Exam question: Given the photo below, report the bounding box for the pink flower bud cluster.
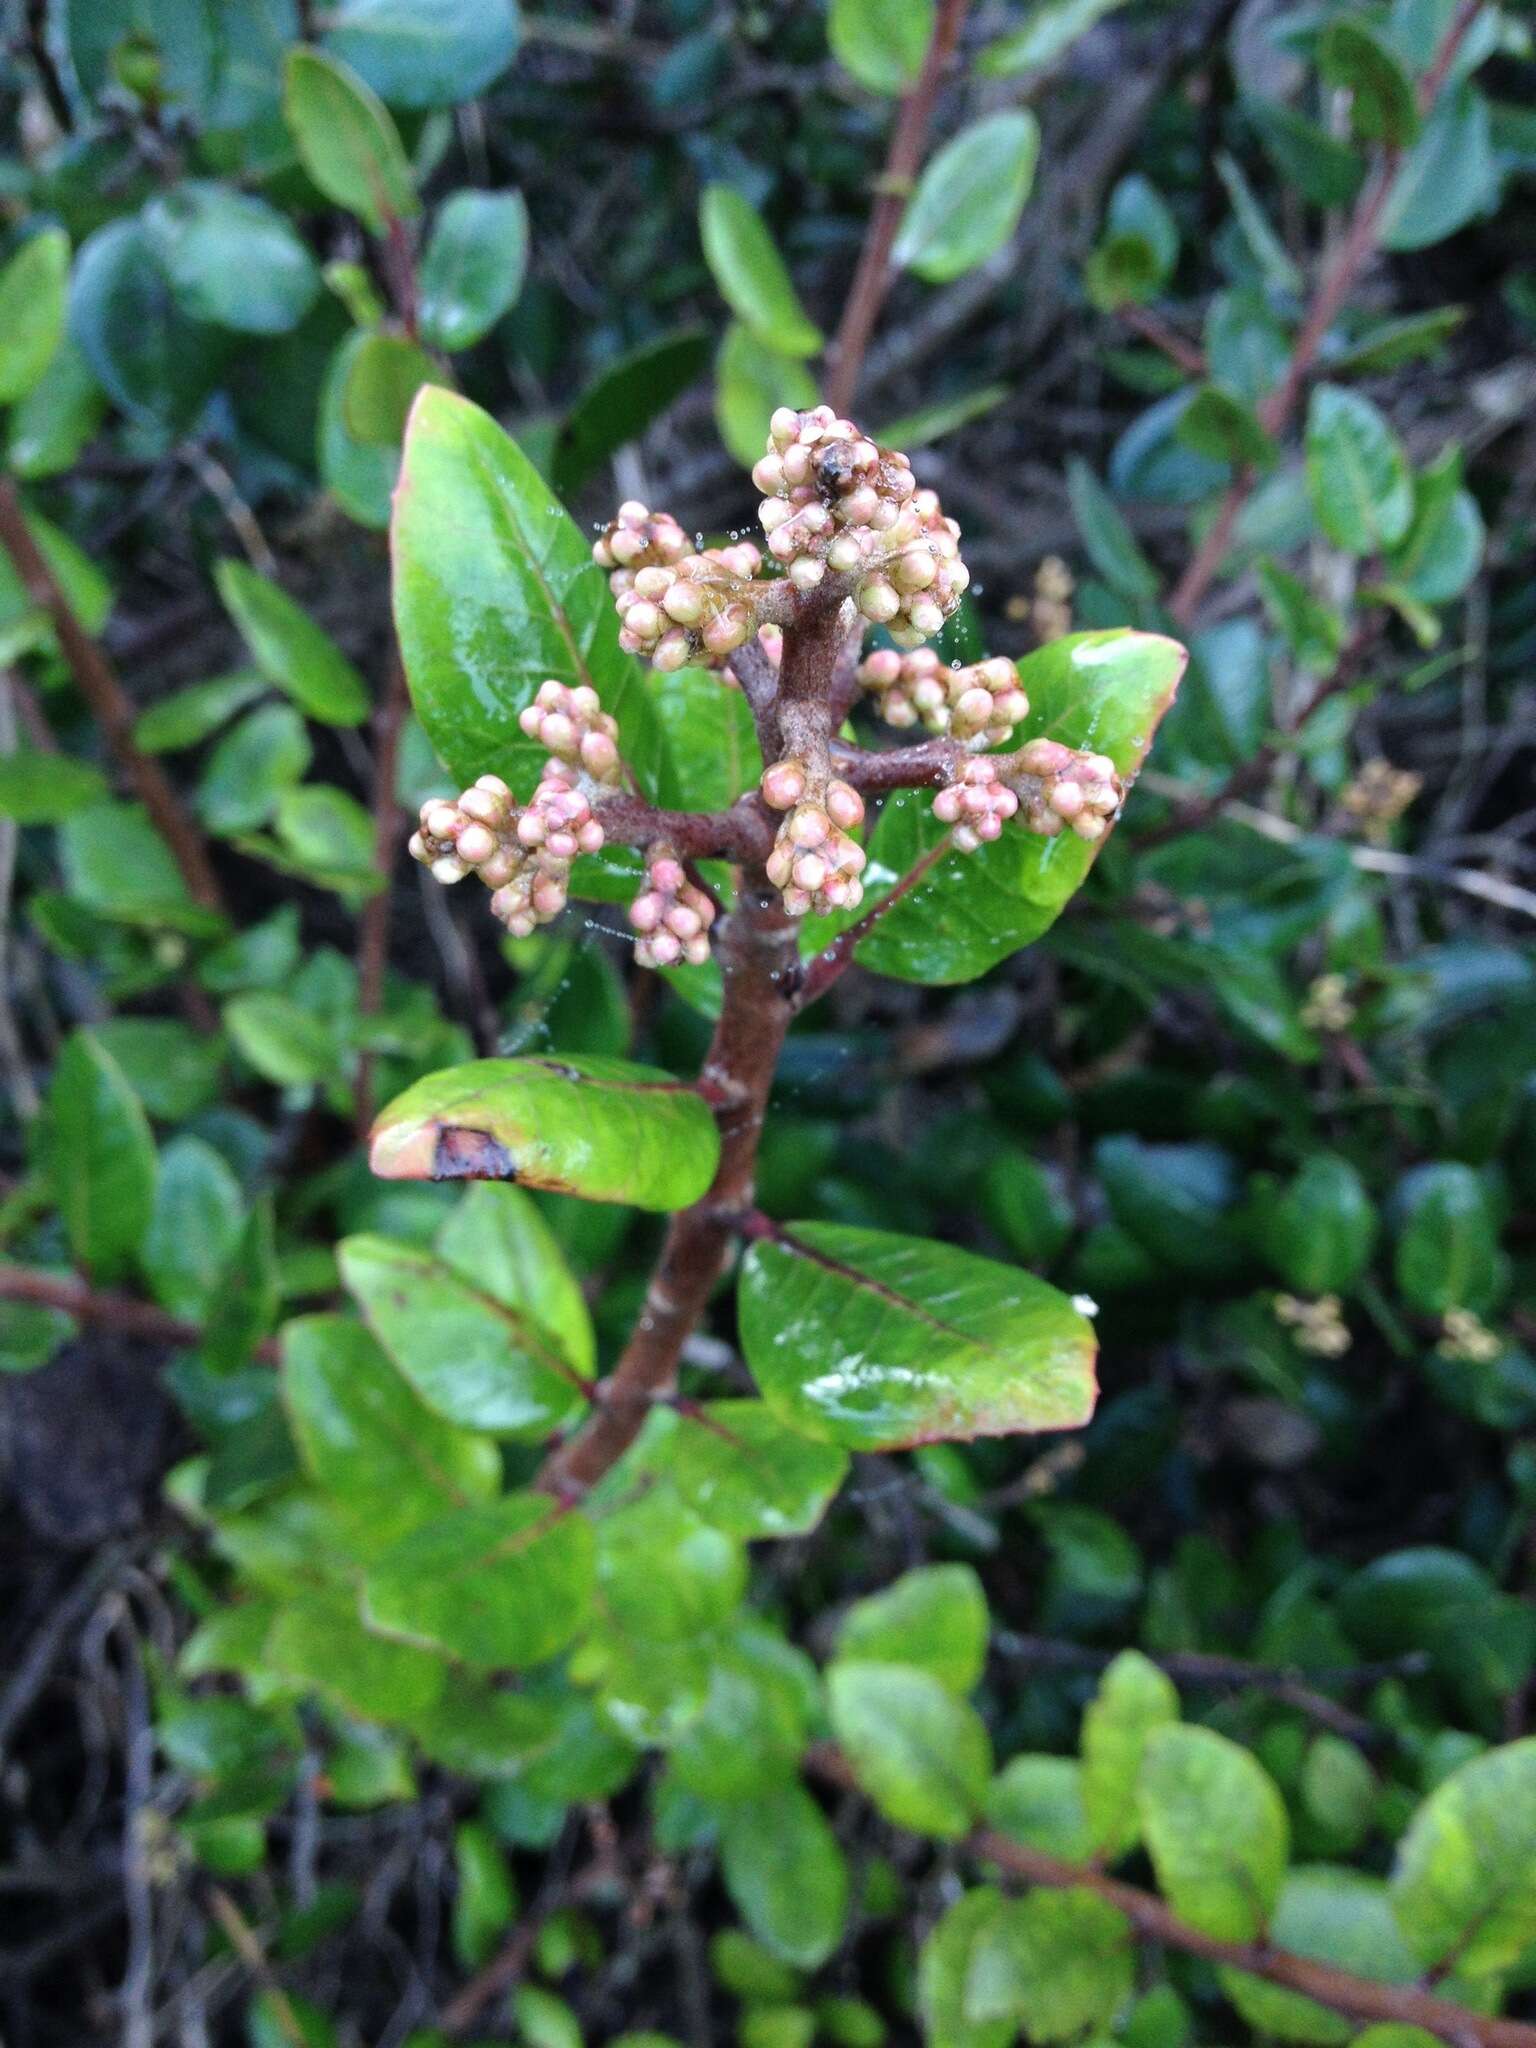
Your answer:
[859,650,1029,749]
[760,758,867,917]
[593,501,689,590]
[933,759,1020,853]
[753,407,969,647]
[517,679,622,785]
[628,843,716,969]
[1011,739,1122,843]
[611,549,760,673]
[407,761,606,938]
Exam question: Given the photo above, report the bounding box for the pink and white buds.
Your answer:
[517,680,623,786]
[593,502,690,592]
[1009,739,1123,842]
[612,550,756,673]
[760,757,867,916]
[628,842,717,969]
[933,758,1020,852]
[859,650,1029,748]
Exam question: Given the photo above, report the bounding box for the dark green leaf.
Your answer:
[1305,384,1413,555]
[554,329,712,498]
[323,0,521,110]
[46,1030,157,1282]
[1261,1156,1378,1295]
[1066,458,1159,600]
[713,321,820,467]
[1393,1162,1502,1314]
[1320,21,1420,146]
[143,184,320,335]
[341,332,443,446]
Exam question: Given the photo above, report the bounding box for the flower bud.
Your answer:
[629,840,716,970]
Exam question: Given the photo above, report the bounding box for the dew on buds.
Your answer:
[933,757,1020,852]
[629,841,717,970]
[860,649,1028,749]
[760,759,867,916]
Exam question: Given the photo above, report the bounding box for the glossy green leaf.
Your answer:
[1080,1649,1179,1860]
[266,1588,447,1724]
[714,321,820,467]
[282,1314,500,1552]
[363,1493,595,1670]
[919,1890,1015,2048]
[215,559,370,727]
[1261,1155,1378,1295]
[850,631,1187,985]
[322,0,521,110]
[341,331,442,446]
[198,704,312,834]
[740,1222,1095,1451]
[419,190,529,352]
[965,1888,1134,2038]
[828,0,932,94]
[0,749,108,823]
[830,1660,991,1838]
[1393,1162,1502,1314]
[143,184,319,335]
[391,386,665,791]
[699,186,822,358]
[1137,1724,1288,1940]
[623,1399,848,1539]
[651,664,762,814]
[283,48,418,231]
[436,1182,596,1379]
[892,112,1039,284]
[135,670,270,754]
[978,0,1129,76]
[1320,21,1420,146]
[47,1030,157,1283]
[595,1489,746,1643]
[1392,1739,1536,1974]
[836,1565,988,1695]
[369,1054,720,1209]
[985,1755,1094,1860]
[1305,385,1413,555]
[143,1134,244,1318]
[319,328,398,528]
[69,218,228,427]
[553,328,712,497]
[720,1788,849,1970]
[338,1232,590,1437]
[0,228,70,403]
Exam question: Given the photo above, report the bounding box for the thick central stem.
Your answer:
[536,869,799,1497]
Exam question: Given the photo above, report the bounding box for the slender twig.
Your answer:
[0,1544,130,1755]
[0,480,227,917]
[355,656,411,1137]
[22,0,74,132]
[1166,0,1485,629]
[0,1262,280,1363]
[797,834,953,1010]
[823,0,974,417]
[206,1890,311,2048]
[0,670,39,1121]
[1118,302,1207,377]
[807,1747,1536,2048]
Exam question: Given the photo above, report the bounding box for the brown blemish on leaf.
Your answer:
[431,1126,517,1181]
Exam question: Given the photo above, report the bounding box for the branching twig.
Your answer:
[798,834,953,1010]
[0,1262,280,1363]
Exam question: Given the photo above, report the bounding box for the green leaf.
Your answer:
[873,383,1011,451]
[964,1888,1134,2039]
[1066,458,1159,600]
[142,184,319,335]
[850,630,1187,985]
[1250,102,1366,210]
[1329,305,1466,376]
[828,1660,992,1838]
[143,1135,243,1318]
[282,48,418,232]
[1304,385,1414,555]
[699,186,822,358]
[919,1891,1015,2048]
[269,783,380,902]
[1256,560,1345,673]
[391,386,665,792]
[1214,152,1301,293]
[46,1030,157,1283]
[1388,447,1484,603]
[69,219,228,429]
[1177,385,1278,470]
[553,328,712,498]
[135,670,270,754]
[368,1054,720,1210]
[1393,1162,1502,1314]
[1392,1739,1536,1974]
[1221,1869,1421,2046]
[7,338,107,479]
[720,1788,850,1970]
[58,799,215,934]
[622,1399,848,1539]
[0,749,108,823]
[319,328,398,529]
[0,228,69,403]
[651,664,763,814]
[1084,174,1179,310]
[1320,20,1420,146]
[265,1587,447,1724]
[1136,1724,1289,1941]
[452,1820,517,1969]
[828,0,933,94]
[364,1493,594,1669]
[670,1627,817,1800]
[836,1565,988,1695]
[713,322,820,468]
[198,704,312,834]
[1381,85,1498,252]
[224,991,337,1088]
[892,112,1040,283]
[1261,1156,1378,1295]
[282,1314,500,1553]
[419,190,529,352]
[979,0,1129,76]
[215,560,371,727]
[1080,1649,1179,1860]
[436,1182,596,1379]
[1339,1547,1535,1710]
[322,0,521,110]
[595,1489,745,1642]
[739,1222,1096,1451]
[338,1232,590,1437]
[341,331,443,446]
[985,1755,1095,1860]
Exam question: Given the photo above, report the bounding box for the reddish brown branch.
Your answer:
[0,1263,279,1364]
[0,480,226,917]
[807,1746,1536,2048]
[823,0,974,418]
[355,656,411,1136]
[798,832,953,1009]
[1118,302,1207,377]
[595,790,774,865]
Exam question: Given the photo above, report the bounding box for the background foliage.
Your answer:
[0,2,1534,2046]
